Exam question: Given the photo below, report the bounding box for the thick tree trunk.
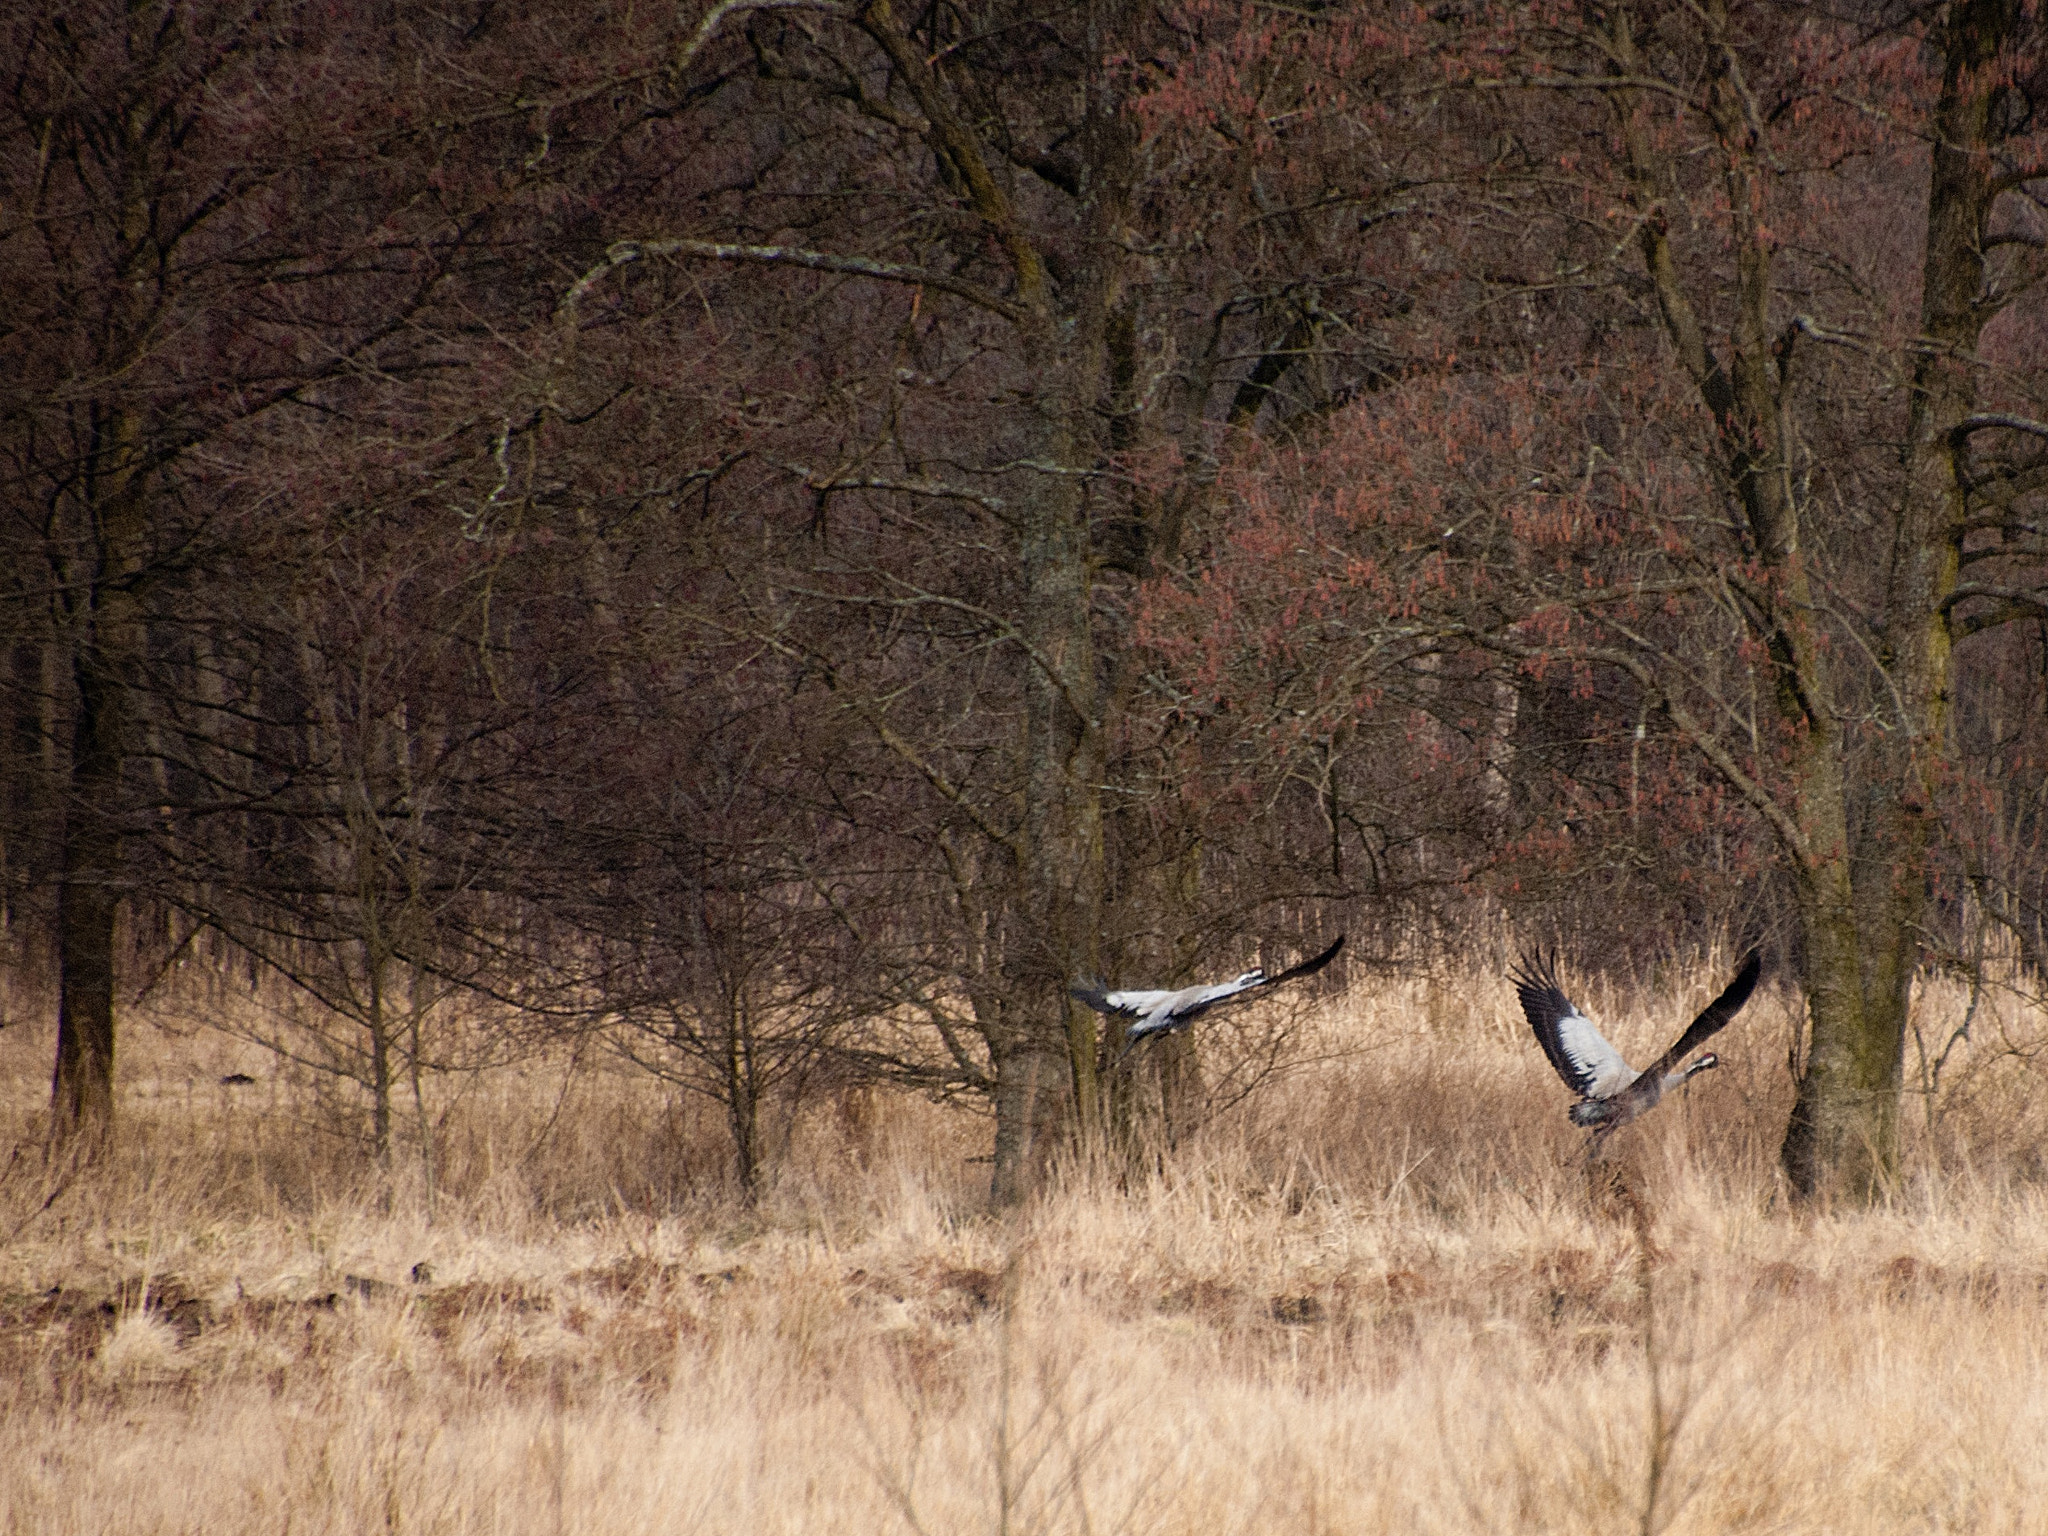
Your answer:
[1607,0,2019,1201]
[969,352,1105,1203]
[1778,0,2012,1199]
[852,0,1129,1201]
[1782,865,1902,1200]
[996,142,1120,1185]
[1006,440,1105,1192]
[1019,452,1104,1148]
[989,1034,1060,1206]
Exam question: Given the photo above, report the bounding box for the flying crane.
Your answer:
[1513,950,1763,1151]
[1073,935,1346,1066]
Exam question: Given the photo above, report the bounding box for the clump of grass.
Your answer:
[92,1307,183,1384]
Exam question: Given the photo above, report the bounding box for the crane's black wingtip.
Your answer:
[1294,933,1346,976]
[1509,947,1565,999]
[1253,933,1347,990]
[1724,950,1764,1001]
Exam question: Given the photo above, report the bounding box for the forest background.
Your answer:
[4,0,2047,1211]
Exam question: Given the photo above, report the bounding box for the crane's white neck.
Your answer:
[1673,1052,1719,1085]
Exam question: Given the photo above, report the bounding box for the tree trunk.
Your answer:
[1777,0,2014,1199]
[727,996,761,1198]
[849,0,1114,1201]
[47,22,161,1147]
[1017,429,1105,1153]
[1603,0,2021,1201]
[367,938,393,1165]
[729,1082,760,1200]
[51,449,147,1149]
[990,1034,1060,1206]
[52,657,121,1144]
[408,961,438,1223]
[1782,861,1899,1200]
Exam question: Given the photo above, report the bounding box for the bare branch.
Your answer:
[856,705,1025,861]
[558,238,1028,326]
[1939,581,2048,616]
[1951,413,2048,445]
[783,577,1098,729]
[772,459,1009,513]
[673,0,851,79]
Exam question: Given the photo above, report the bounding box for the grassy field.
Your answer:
[4,953,2048,1534]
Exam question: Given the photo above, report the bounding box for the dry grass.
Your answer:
[5,954,2048,1534]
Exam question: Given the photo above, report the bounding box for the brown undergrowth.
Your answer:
[3,956,2047,1533]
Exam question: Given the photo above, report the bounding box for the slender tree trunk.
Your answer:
[730,1086,760,1199]
[52,659,121,1144]
[408,962,437,1223]
[367,938,392,1165]
[51,435,148,1148]
[1484,673,1519,831]
[728,997,760,1198]
[348,722,396,1168]
[48,34,161,1147]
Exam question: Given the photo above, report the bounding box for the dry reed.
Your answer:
[4,954,2047,1534]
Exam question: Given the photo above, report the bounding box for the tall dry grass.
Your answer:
[4,952,2048,1534]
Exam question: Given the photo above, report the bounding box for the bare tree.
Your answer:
[533,0,1451,1198]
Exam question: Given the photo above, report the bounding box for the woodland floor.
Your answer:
[4,950,2048,1534]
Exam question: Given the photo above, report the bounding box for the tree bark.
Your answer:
[367,939,393,1166]
[989,1034,1061,1207]
[1016,360,1107,1163]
